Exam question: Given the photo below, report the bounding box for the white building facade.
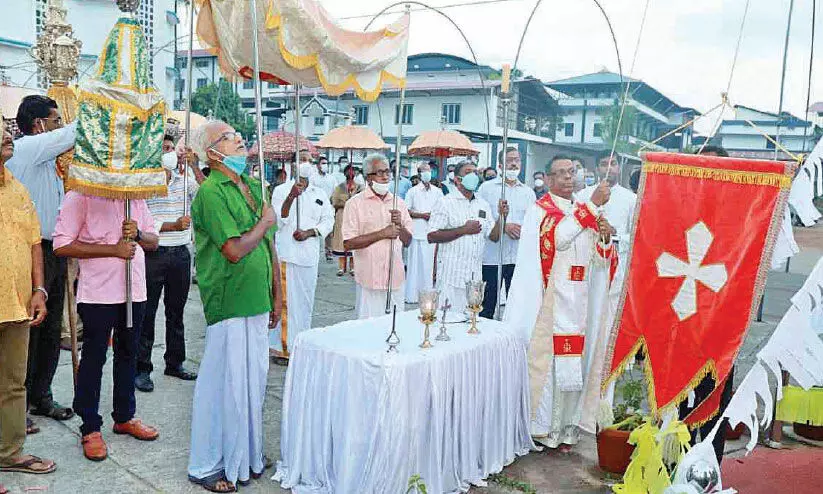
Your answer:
[1,0,179,107]
[716,105,818,160]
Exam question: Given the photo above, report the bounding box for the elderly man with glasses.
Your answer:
[342,153,413,319]
[186,121,282,493]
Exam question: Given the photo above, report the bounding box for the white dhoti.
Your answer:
[405,239,436,303]
[355,284,405,319]
[270,262,318,355]
[188,313,270,485]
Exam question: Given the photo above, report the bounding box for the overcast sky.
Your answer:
[320,0,821,134]
[187,0,821,134]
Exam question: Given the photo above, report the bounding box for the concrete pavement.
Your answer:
[3,229,821,494]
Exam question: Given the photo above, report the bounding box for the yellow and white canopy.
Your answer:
[196,0,410,102]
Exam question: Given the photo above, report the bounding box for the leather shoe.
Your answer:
[112,419,159,441]
[164,366,197,381]
[81,432,108,461]
[134,372,154,392]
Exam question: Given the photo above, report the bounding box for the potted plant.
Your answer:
[597,366,645,475]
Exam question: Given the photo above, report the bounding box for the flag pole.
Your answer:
[125,200,133,328]
[182,0,195,214]
[294,83,302,229]
[386,85,407,314]
[495,64,512,320]
[249,0,268,205]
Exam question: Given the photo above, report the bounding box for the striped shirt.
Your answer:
[428,192,494,289]
[146,169,198,247]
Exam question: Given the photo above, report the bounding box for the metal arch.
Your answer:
[363,1,492,164]
[512,0,626,169]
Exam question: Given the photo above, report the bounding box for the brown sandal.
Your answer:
[0,455,57,474]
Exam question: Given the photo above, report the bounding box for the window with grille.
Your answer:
[196,78,207,89]
[593,122,603,138]
[195,59,209,68]
[564,122,574,137]
[394,104,413,125]
[243,79,254,90]
[441,103,461,124]
[353,105,369,125]
[314,117,325,126]
[136,0,155,83]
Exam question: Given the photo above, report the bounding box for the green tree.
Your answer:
[189,80,256,138]
[601,98,639,156]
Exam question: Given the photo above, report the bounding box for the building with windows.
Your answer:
[177,51,562,178]
[546,70,697,171]
[1,0,179,107]
[715,105,819,160]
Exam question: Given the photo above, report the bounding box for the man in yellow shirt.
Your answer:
[0,118,55,480]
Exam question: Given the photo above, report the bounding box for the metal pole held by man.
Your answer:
[495,64,511,320]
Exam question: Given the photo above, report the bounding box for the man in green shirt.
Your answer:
[186,121,282,493]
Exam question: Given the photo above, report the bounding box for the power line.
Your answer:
[339,0,522,21]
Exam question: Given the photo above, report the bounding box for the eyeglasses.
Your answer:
[206,131,243,150]
[368,168,391,177]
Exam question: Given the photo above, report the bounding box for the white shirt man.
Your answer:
[428,162,500,321]
[577,156,636,311]
[477,147,536,318]
[310,157,337,198]
[404,165,443,303]
[271,162,334,357]
[505,157,615,450]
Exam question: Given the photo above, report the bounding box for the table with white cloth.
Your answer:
[273,311,534,494]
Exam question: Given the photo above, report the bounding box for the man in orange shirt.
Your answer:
[342,153,412,319]
[0,118,56,480]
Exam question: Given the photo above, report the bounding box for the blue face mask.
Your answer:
[584,176,596,186]
[213,149,248,175]
[460,172,481,192]
[420,171,432,183]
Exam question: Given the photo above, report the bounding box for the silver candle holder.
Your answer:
[465,280,486,335]
[418,290,439,349]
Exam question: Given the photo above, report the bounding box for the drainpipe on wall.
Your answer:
[580,99,587,144]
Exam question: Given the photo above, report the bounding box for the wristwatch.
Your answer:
[313,228,321,238]
[33,286,48,301]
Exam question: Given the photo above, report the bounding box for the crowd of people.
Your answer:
[2,93,734,494]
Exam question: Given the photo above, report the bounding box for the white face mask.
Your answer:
[448,171,455,181]
[161,151,178,171]
[504,168,520,181]
[298,162,314,179]
[319,163,329,173]
[420,171,432,183]
[371,181,390,195]
[354,174,365,186]
[534,178,545,188]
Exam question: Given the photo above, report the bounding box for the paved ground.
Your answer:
[3,225,822,494]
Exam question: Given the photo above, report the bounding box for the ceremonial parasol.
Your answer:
[168,109,208,131]
[247,130,319,162]
[316,126,388,150]
[407,129,479,178]
[407,129,479,158]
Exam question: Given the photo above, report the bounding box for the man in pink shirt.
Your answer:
[53,191,160,462]
[342,153,412,319]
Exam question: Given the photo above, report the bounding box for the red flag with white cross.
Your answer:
[603,152,793,422]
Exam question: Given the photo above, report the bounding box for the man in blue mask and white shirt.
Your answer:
[403,161,443,303]
[428,161,505,320]
[477,146,536,319]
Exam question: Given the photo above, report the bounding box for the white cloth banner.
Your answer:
[273,311,534,493]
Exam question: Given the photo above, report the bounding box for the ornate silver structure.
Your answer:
[30,0,82,85]
[116,0,143,13]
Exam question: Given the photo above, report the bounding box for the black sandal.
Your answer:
[30,402,74,421]
[237,455,274,486]
[189,472,237,493]
[26,417,40,435]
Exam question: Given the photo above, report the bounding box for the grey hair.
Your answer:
[189,120,225,163]
[454,160,474,177]
[363,153,389,175]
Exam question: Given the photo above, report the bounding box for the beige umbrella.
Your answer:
[407,129,479,158]
[316,125,388,150]
[168,109,208,130]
